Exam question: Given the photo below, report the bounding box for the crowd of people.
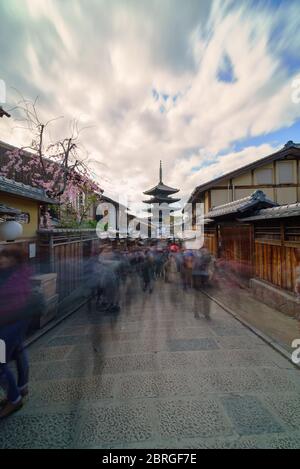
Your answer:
[0,241,219,420]
[83,243,216,313]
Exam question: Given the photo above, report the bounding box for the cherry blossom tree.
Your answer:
[0,97,101,200]
[0,97,102,227]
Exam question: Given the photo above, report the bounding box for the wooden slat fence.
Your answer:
[38,230,101,301]
[254,221,300,292]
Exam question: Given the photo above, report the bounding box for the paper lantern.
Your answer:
[0,221,23,242]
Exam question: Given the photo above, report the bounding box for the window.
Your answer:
[277,161,294,184]
[255,168,273,185]
[78,192,85,206]
[16,212,30,224]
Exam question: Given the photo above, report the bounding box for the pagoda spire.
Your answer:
[143,161,179,197]
[159,160,163,183]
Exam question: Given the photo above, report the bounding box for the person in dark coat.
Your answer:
[0,246,32,419]
[141,250,155,293]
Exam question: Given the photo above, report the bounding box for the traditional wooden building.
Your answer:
[0,176,57,237]
[189,141,300,214]
[204,190,277,270]
[203,190,300,317]
[0,140,103,226]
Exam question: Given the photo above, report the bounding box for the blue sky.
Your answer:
[1,0,300,202]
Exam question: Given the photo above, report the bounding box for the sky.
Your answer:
[1,0,300,206]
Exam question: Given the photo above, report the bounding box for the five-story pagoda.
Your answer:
[143,161,180,238]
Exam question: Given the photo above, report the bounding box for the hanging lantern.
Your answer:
[0,220,23,242]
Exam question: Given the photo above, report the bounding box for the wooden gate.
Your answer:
[38,230,101,301]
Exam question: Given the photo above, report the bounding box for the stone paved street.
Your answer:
[0,279,300,449]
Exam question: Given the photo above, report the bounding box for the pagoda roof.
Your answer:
[143,161,179,196]
[144,183,179,196]
[143,196,181,205]
[142,204,181,214]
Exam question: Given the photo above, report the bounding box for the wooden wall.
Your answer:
[254,220,300,292]
[204,226,218,256]
[39,231,102,302]
[205,218,300,292]
[219,224,253,277]
[255,243,297,291]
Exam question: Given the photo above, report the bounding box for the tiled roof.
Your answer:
[0,176,59,204]
[241,203,300,221]
[206,190,277,219]
[144,182,179,196]
[0,203,21,215]
[0,140,103,194]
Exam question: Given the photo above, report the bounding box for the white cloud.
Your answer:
[1,0,300,206]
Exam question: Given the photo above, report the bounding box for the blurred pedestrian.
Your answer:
[164,254,178,283]
[192,247,211,289]
[181,251,194,290]
[97,246,121,312]
[141,250,155,293]
[0,246,33,418]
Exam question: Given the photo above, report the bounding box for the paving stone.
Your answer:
[187,434,300,449]
[182,436,262,449]
[117,372,198,399]
[46,334,92,347]
[117,373,159,399]
[77,403,154,446]
[66,344,97,360]
[57,325,90,336]
[210,324,252,337]
[262,393,300,430]
[215,335,267,350]
[104,340,164,355]
[101,354,158,375]
[169,327,215,339]
[157,399,233,439]
[256,367,300,392]
[0,411,78,449]
[157,352,198,370]
[195,368,264,393]
[29,375,115,405]
[257,432,300,449]
[167,338,219,352]
[221,395,284,436]
[32,360,95,381]
[29,346,73,362]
